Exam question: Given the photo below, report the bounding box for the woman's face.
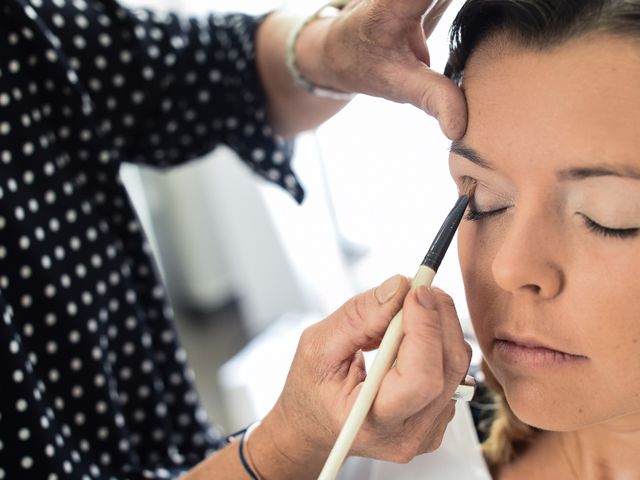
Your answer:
[451,34,640,431]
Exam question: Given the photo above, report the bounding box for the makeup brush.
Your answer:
[318,178,477,480]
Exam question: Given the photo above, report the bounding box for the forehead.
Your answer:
[460,34,640,174]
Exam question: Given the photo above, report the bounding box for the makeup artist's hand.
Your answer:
[294,0,467,139]
[248,275,472,478]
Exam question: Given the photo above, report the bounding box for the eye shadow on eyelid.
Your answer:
[460,175,513,203]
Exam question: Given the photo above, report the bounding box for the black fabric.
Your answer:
[0,1,302,478]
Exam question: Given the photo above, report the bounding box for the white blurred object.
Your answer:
[218,313,491,479]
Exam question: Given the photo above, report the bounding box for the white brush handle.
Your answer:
[318,265,436,480]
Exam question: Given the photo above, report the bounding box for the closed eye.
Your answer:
[465,206,509,221]
[579,214,640,239]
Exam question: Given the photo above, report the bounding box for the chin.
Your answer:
[499,376,593,432]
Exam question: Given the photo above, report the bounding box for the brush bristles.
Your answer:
[460,177,477,198]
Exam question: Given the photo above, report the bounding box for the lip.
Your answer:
[493,334,588,369]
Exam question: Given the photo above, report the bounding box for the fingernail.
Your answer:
[416,286,433,308]
[375,275,402,304]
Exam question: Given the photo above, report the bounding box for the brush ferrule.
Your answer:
[422,195,470,272]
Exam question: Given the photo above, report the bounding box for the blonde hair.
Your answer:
[479,360,540,471]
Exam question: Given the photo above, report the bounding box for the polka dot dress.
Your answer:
[0,1,303,478]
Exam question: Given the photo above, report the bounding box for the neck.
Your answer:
[556,413,640,480]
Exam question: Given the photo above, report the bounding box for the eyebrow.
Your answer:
[451,141,640,180]
[557,166,640,181]
[450,141,493,169]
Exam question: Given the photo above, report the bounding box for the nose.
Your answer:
[491,210,565,299]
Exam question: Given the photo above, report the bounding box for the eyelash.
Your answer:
[580,215,640,239]
[465,206,508,221]
[466,208,640,240]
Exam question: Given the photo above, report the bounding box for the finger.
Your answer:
[410,68,467,140]
[316,275,410,365]
[385,63,468,139]
[432,288,472,396]
[422,0,455,38]
[374,286,445,419]
[417,400,456,454]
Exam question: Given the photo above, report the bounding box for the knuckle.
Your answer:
[447,342,472,378]
[391,444,418,464]
[447,402,456,422]
[432,288,455,309]
[298,325,316,349]
[343,295,368,332]
[450,350,471,378]
[414,373,444,402]
[428,433,445,452]
[297,326,321,362]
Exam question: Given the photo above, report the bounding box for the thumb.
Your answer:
[395,64,468,139]
[317,275,410,363]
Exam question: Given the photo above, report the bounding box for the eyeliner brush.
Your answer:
[318,178,477,480]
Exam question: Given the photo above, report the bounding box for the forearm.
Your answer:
[182,439,248,479]
[182,409,324,480]
[256,12,349,138]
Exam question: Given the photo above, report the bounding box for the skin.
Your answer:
[450,34,640,479]
[255,0,467,138]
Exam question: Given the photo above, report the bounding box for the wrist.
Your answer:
[287,3,355,100]
[248,408,326,479]
[294,17,337,91]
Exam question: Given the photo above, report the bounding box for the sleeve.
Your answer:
[53,1,304,202]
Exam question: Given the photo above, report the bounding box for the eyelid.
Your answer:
[458,175,512,203]
[578,213,640,238]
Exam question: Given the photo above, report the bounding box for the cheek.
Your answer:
[458,222,501,348]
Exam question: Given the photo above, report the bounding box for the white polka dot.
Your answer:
[16,399,28,412]
[23,142,34,155]
[18,236,30,249]
[41,255,52,269]
[45,49,58,62]
[73,35,86,49]
[52,13,65,27]
[75,14,89,28]
[21,295,33,308]
[15,206,25,220]
[99,33,111,47]
[45,314,57,326]
[46,342,58,355]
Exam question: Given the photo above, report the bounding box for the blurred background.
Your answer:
[120,0,470,433]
